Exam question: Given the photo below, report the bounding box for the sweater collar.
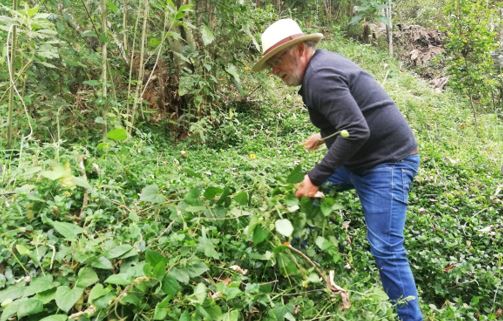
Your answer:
[298,49,323,97]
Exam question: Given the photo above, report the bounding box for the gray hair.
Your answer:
[303,40,319,48]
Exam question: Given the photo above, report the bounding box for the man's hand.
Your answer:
[295,175,319,198]
[303,133,323,151]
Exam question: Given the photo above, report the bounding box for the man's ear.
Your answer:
[297,43,306,54]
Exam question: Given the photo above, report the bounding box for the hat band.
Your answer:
[263,33,304,55]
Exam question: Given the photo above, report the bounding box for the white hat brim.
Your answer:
[252,33,323,72]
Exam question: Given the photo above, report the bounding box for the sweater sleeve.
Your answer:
[306,69,370,186]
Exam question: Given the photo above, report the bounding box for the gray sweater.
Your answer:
[299,50,417,186]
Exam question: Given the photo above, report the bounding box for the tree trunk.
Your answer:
[100,0,108,134]
[130,0,149,131]
[123,0,128,54]
[7,0,17,148]
[386,0,393,56]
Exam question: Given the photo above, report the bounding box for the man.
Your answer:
[253,19,423,321]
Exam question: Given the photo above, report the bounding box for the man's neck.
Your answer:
[300,48,316,80]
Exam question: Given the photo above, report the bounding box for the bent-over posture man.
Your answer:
[253,18,423,321]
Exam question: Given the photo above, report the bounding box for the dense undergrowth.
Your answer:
[1,34,502,321]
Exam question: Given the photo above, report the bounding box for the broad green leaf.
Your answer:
[168,268,189,284]
[55,286,83,312]
[17,298,43,318]
[145,250,167,267]
[203,186,223,199]
[35,288,57,304]
[225,63,240,79]
[216,283,242,300]
[40,315,68,321]
[275,219,294,237]
[90,256,113,270]
[0,300,22,321]
[178,74,193,96]
[27,6,39,17]
[350,15,363,25]
[0,281,26,303]
[140,184,165,204]
[119,247,138,259]
[253,224,270,245]
[106,128,128,141]
[178,3,192,12]
[161,275,180,296]
[145,262,166,280]
[199,302,222,319]
[37,44,59,59]
[88,284,111,303]
[76,267,98,288]
[24,275,55,297]
[201,24,215,46]
[105,244,133,259]
[184,187,202,206]
[192,283,207,304]
[120,293,141,306]
[307,273,322,283]
[15,244,31,256]
[148,37,161,48]
[286,165,304,184]
[153,296,171,320]
[285,195,300,213]
[73,176,91,190]
[104,273,132,285]
[185,261,208,278]
[197,231,220,259]
[320,197,342,216]
[315,236,330,251]
[285,312,296,321]
[49,220,83,241]
[222,310,240,321]
[233,191,248,206]
[93,292,115,310]
[41,163,75,187]
[96,142,110,152]
[180,311,191,321]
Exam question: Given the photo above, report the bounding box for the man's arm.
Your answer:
[305,72,370,186]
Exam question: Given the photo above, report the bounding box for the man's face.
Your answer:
[268,46,303,86]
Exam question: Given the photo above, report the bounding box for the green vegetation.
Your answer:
[1,1,502,320]
[443,0,501,115]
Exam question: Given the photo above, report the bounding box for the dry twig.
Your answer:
[283,242,351,309]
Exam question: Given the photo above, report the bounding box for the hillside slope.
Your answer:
[0,35,501,320]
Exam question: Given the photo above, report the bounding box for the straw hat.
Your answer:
[252,19,323,72]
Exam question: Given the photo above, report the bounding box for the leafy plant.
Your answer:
[443,0,501,116]
[350,0,389,26]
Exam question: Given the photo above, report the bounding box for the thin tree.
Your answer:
[6,0,17,148]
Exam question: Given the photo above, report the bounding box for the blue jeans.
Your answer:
[326,155,422,321]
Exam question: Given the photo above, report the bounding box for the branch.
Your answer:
[78,156,89,219]
[283,242,351,310]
